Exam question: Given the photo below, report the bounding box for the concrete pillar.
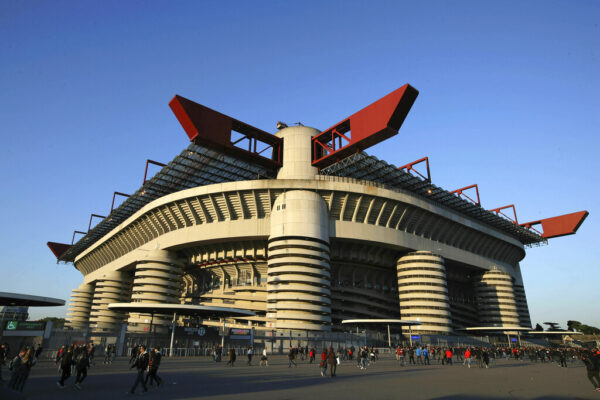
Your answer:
[267,125,331,331]
[476,269,520,326]
[66,282,94,330]
[512,264,532,328]
[275,125,320,180]
[267,190,331,331]
[396,251,452,334]
[89,271,131,332]
[513,283,531,328]
[128,250,184,333]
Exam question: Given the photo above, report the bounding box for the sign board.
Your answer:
[411,335,420,340]
[229,328,251,340]
[511,338,517,342]
[230,328,250,336]
[171,326,215,338]
[4,321,46,331]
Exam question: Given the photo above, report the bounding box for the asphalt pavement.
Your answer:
[1,354,598,399]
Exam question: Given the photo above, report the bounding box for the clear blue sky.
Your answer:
[1,1,598,328]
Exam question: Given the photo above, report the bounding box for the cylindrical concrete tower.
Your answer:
[396,251,452,333]
[89,271,131,332]
[267,190,331,331]
[275,125,320,180]
[128,250,184,333]
[512,264,532,328]
[476,269,520,326]
[267,125,332,331]
[66,282,95,330]
[513,283,531,328]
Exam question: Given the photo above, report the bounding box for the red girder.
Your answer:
[399,156,431,183]
[169,95,282,169]
[88,214,106,232]
[312,84,419,169]
[520,211,589,239]
[47,242,72,259]
[111,191,130,212]
[489,204,518,224]
[72,230,87,245]
[450,184,480,206]
[143,159,167,184]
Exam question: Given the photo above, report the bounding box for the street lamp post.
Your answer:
[169,312,177,357]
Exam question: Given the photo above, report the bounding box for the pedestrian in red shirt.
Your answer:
[464,348,471,368]
[445,349,453,365]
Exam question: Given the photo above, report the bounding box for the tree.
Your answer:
[566,320,599,335]
[36,317,66,328]
[567,320,581,332]
[534,323,544,331]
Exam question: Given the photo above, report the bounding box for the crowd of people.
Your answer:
[1,340,599,394]
[0,342,42,392]
[55,343,94,389]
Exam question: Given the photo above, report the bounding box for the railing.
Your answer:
[126,346,256,357]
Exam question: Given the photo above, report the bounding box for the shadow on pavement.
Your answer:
[433,396,591,400]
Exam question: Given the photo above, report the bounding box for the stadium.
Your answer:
[47,84,588,344]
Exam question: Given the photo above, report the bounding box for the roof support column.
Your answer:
[397,251,453,334]
[127,250,184,334]
[65,282,95,330]
[475,269,520,327]
[267,190,331,332]
[89,271,131,333]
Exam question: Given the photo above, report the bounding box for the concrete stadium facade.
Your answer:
[63,126,536,337]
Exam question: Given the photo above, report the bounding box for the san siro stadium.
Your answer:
[48,84,587,345]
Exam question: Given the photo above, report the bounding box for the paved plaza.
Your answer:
[2,354,599,400]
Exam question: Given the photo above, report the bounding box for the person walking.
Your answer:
[88,343,96,366]
[129,345,149,394]
[408,347,416,365]
[129,344,139,364]
[145,347,163,387]
[74,345,90,389]
[320,348,328,376]
[0,343,7,384]
[396,346,404,366]
[559,350,568,368]
[445,348,453,365]
[423,347,430,365]
[288,347,297,367]
[475,348,483,368]
[260,348,269,367]
[399,346,406,366]
[8,348,35,392]
[482,349,490,369]
[104,344,112,364]
[227,348,236,367]
[55,345,66,374]
[309,348,315,364]
[581,351,600,392]
[327,348,337,377]
[211,346,217,362]
[8,349,24,391]
[247,346,253,366]
[57,346,74,389]
[464,348,472,368]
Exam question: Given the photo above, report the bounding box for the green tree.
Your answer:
[36,317,65,328]
[567,320,581,331]
[566,320,599,335]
